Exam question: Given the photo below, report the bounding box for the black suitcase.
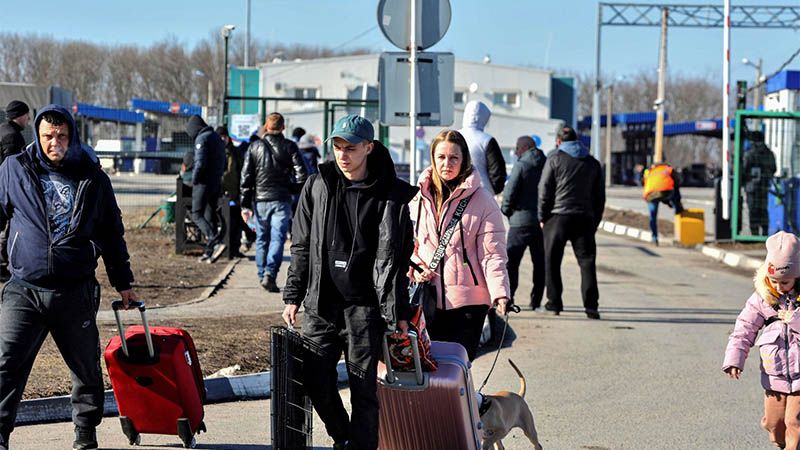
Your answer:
[270,326,314,450]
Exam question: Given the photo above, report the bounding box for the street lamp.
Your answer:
[742,57,764,112]
[221,24,236,126]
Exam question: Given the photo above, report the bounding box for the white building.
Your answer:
[256,54,571,169]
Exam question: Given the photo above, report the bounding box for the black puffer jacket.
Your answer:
[240,133,308,208]
[191,126,225,189]
[0,120,26,162]
[283,141,417,327]
[537,140,605,227]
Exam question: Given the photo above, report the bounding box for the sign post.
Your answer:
[377,0,451,184]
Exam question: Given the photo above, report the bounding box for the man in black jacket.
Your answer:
[0,101,30,161]
[0,105,136,450]
[502,136,547,310]
[538,126,605,319]
[186,115,226,263]
[0,101,31,281]
[282,115,415,450]
[240,113,307,292]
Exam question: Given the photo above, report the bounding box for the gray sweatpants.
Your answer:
[0,278,102,439]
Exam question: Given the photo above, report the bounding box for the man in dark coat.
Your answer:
[282,115,415,450]
[0,105,136,450]
[0,101,32,281]
[216,126,255,254]
[743,130,776,236]
[502,135,547,310]
[538,126,605,319]
[186,115,226,262]
[0,101,30,162]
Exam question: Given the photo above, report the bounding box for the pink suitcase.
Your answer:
[377,332,482,450]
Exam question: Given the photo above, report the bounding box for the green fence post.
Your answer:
[732,110,742,240]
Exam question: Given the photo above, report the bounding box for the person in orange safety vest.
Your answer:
[642,161,684,245]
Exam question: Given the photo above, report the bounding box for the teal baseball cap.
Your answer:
[326,114,374,144]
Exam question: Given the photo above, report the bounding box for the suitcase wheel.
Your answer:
[177,418,197,448]
[119,416,141,446]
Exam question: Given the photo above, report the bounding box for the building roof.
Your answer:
[72,102,144,124]
[766,70,800,94]
[130,98,202,116]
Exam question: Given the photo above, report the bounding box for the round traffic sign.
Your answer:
[377,0,451,51]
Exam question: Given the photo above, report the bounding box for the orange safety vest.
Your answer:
[642,164,675,200]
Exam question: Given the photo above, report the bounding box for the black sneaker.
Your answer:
[73,426,98,450]
[261,275,280,293]
[585,309,601,320]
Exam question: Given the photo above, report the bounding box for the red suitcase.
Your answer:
[377,332,483,450]
[104,300,206,448]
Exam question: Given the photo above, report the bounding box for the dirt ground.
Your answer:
[22,223,285,400]
[25,314,282,399]
[96,226,223,309]
[603,208,674,236]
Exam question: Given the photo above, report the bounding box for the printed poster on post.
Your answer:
[229,114,261,143]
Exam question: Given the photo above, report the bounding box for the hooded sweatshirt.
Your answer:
[459,101,507,195]
[0,105,133,290]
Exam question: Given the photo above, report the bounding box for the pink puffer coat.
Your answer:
[410,167,510,310]
[723,263,800,393]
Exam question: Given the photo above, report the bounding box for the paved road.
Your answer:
[12,231,773,449]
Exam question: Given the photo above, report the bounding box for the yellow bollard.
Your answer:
[675,209,705,246]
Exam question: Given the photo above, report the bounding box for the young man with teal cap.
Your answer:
[282,115,416,450]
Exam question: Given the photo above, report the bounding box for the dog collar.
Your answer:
[479,396,493,416]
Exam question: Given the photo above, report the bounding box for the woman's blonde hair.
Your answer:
[429,129,473,213]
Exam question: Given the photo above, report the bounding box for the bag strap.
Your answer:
[428,194,473,271]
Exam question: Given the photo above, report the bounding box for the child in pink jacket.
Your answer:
[724,231,800,449]
[410,129,510,361]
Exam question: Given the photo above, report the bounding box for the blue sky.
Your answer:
[3,0,799,84]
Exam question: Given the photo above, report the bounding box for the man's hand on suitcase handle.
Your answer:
[119,289,138,310]
[283,304,300,328]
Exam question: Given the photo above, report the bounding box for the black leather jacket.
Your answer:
[240,133,308,207]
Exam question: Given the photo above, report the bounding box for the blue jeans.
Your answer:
[648,189,684,240]
[254,200,291,280]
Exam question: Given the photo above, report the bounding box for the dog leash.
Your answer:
[477,304,520,394]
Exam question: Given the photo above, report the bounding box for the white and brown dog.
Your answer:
[478,359,543,450]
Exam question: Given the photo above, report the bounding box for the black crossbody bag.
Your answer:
[411,194,473,324]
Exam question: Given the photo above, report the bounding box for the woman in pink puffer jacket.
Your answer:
[724,231,800,449]
[410,129,510,361]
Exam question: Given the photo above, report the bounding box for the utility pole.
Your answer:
[605,84,613,187]
[409,0,418,185]
[245,0,251,67]
[653,7,668,164]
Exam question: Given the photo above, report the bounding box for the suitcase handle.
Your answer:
[111,299,155,359]
[382,330,424,386]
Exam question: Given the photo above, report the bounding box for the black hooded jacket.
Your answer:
[186,115,225,189]
[283,141,418,326]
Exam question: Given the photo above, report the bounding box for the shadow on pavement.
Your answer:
[475,311,518,360]
[513,306,739,326]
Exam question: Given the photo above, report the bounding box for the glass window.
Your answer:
[454,91,465,104]
[292,87,319,99]
[492,91,520,108]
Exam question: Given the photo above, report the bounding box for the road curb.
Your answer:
[598,218,762,272]
[17,361,348,425]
